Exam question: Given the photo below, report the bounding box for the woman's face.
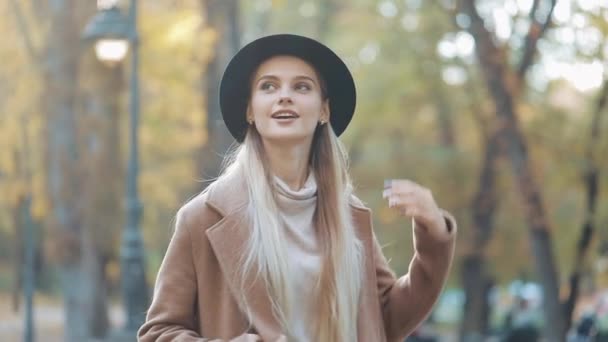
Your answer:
[248,55,329,145]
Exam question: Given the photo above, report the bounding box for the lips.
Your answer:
[271,110,299,119]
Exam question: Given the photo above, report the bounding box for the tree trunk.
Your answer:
[428,74,456,150]
[12,192,26,313]
[198,0,241,184]
[461,255,494,341]
[460,128,501,341]
[434,86,457,147]
[563,79,608,330]
[459,0,566,340]
[43,1,96,341]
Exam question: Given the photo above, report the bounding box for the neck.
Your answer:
[263,139,312,191]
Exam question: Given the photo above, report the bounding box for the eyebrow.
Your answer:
[255,74,318,85]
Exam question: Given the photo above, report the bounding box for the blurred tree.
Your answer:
[197,0,240,184]
[564,79,608,331]
[76,46,126,337]
[457,0,565,340]
[41,1,104,340]
[457,1,608,336]
[11,128,44,315]
[135,1,205,271]
[444,5,530,339]
[460,122,501,340]
[4,0,47,309]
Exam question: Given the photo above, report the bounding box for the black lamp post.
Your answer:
[83,0,149,332]
[20,115,36,342]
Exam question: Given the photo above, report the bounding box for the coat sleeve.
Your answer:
[137,206,263,342]
[374,209,457,342]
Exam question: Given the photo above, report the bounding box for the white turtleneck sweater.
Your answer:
[274,173,321,342]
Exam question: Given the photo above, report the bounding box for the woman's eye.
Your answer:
[295,83,312,91]
[260,82,276,91]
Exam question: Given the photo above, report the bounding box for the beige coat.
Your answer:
[138,174,457,342]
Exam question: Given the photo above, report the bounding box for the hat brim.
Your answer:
[219,34,356,143]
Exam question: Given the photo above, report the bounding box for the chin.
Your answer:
[260,132,314,145]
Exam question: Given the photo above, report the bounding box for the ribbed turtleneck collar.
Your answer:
[274,172,317,201]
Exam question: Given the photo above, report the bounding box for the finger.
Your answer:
[390,183,437,210]
[384,188,415,202]
[388,194,417,210]
[382,188,391,199]
[388,192,417,204]
[390,179,427,195]
[389,179,418,190]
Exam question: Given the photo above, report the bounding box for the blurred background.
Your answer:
[1,0,607,341]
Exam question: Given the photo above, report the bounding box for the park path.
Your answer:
[0,295,127,342]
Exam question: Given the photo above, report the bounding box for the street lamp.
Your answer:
[83,5,130,65]
[95,39,129,65]
[83,0,149,332]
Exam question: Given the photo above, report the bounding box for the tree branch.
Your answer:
[529,0,541,21]
[458,0,504,73]
[517,0,557,81]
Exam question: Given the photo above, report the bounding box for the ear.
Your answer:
[321,100,330,123]
[246,105,253,124]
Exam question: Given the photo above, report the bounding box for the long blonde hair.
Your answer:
[214,121,363,341]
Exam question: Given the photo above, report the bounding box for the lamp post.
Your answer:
[20,115,36,342]
[83,0,149,332]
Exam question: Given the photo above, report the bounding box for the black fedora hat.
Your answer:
[219,34,357,142]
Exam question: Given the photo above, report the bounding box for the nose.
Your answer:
[279,96,293,104]
[278,87,293,104]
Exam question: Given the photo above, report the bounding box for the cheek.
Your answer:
[303,99,325,118]
[249,96,271,119]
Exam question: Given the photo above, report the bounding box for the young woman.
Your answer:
[138,34,457,342]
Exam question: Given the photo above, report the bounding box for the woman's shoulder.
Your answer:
[176,174,249,226]
[175,191,218,230]
[348,193,370,211]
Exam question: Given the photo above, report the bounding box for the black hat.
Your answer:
[219,34,357,142]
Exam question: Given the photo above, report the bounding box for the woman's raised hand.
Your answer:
[383,179,449,240]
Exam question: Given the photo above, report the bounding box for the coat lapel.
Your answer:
[204,176,283,340]
[205,208,283,339]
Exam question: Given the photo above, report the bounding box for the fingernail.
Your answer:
[384,179,392,189]
[382,189,389,198]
